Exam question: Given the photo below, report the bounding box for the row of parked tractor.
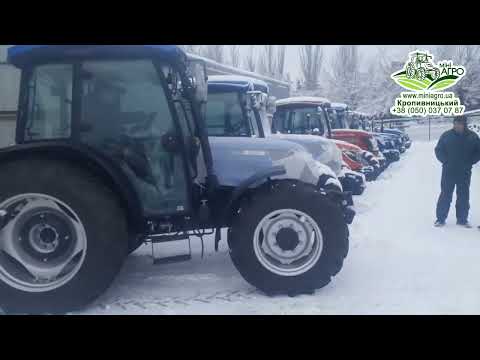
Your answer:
[0,45,412,313]
[206,75,412,198]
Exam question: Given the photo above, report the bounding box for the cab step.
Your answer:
[148,233,189,243]
[149,233,192,265]
[153,254,192,265]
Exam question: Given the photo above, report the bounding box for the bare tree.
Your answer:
[179,45,202,55]
[244,45,256,72]
[257,45,277,78]
[433,45,480,109]
[277,45,286,80]
[435,45,455,61]
[327,45,363,108]
[449,45,480,110]
[201,45,225,63]
[299,45,324,91]
[357,46,407,115]
[228,45,241,68]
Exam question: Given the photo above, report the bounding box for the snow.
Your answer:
[208,75,269,90]
[331,102,348,110]
[276,96,331,106]
[75,140,480,315]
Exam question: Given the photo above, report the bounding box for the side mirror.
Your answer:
[247,91,268,110]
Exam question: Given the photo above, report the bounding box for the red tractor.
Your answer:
[330,129,386,177]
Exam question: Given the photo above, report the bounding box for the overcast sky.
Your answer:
[237,45,436,82]
[2,45,438,81]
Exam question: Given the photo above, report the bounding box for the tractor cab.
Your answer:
[347,111,371,130]
[329,103,349,129]
[273,97,332,137]
[9,45,212,219]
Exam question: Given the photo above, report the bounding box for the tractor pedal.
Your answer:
[153,254,192,265]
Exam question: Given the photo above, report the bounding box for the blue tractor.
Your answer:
[0,46,353,313]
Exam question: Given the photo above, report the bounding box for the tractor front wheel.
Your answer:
[229,181,349,296]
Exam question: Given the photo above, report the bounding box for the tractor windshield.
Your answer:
[272,106,328,136]
[205,91,259,137]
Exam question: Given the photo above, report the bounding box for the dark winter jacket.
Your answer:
[435,129,480,172]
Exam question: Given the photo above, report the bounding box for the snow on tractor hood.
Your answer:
[270,133,343,177]
[206,137,342,191]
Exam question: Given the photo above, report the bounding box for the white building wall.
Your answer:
[0,45,20,111]
[0,120,15,147]
[0,45,19,148]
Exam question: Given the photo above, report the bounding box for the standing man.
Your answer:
[435,115,480,227]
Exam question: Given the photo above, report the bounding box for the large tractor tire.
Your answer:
[229,181,349,296]
[0,158,128,314]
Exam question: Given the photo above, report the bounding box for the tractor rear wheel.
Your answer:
[229,181,349,296]
[0,158,128,314]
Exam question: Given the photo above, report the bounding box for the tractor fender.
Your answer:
[221,165,286,225]
[0,141,145,234]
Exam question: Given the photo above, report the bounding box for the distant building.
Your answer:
[188,53,290,100]
[0,45,19,147]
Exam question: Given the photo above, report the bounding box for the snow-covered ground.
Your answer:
[77,140,480,315]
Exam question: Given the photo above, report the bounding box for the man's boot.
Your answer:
[457,220,472,228]
[434,220,446,227]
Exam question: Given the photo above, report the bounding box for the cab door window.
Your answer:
[206,92,251,137]
[79,60,190,215]
[24,64,73,140]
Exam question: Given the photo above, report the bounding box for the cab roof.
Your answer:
[208,75,269,94]
[331,102,348,110]
[7,45,187,68]
[276,96,331,107]
[208,81,252,94]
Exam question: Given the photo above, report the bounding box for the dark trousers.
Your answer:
[436,168,472,223]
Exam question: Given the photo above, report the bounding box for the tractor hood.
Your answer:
[270,134,343,177]
[331,139,362,152]
[206,137,341,190]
